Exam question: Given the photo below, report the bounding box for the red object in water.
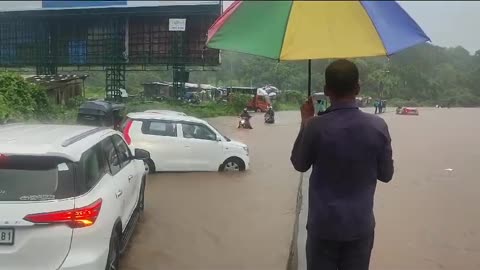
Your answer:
[397,107,419,115]
[247,94,271,112]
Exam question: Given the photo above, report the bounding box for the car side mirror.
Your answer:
[134,148,150,160]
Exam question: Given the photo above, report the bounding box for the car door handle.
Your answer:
[116,190,123,198]
[128,175,133,182]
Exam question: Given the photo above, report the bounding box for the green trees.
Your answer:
[0,73,51,123]
[207,44,480,107]
[79,43,480,107]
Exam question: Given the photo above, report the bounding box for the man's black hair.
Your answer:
[325,59,359,97]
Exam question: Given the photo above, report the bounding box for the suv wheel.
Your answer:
[144,159,156,174]
[106,227,120,270]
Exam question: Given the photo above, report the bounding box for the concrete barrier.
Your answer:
[287,172,305,270]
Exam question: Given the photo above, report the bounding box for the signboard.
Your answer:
[169,18,186,32]
[0,1,219,12]
[43,1,127,8]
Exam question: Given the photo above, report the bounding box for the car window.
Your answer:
[80,144,108,190]
[0,156,75,201]
[102,137,121,175]
[182,123,217,141]
[112,134,132,168]
[142,120,177,137]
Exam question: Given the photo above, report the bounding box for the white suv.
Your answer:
[0,124,150,270]
[121,112,250,172]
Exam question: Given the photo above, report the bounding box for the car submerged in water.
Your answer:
[396,107,419,115]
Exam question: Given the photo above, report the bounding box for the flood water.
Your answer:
[121,111,302,270]
[372,108,480,270]
[122,108,480,270]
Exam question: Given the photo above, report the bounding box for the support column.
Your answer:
[105,64,126,102]
[173,64,188,99]
[105,17,127,102]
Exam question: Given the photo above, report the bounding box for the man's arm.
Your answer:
[377,121,394,182]
[290,121,315,172]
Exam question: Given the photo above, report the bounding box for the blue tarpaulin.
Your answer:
[68,41,87,65]
[42,1,127,9]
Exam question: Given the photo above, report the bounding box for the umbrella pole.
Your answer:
[307,59,312,97]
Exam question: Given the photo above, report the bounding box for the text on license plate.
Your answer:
[0,228,14,245]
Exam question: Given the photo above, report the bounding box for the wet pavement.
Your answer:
[122,108,480,270]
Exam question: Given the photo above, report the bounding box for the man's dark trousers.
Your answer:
[306,232,374,270]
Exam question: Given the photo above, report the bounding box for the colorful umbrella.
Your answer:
[207,1,430,95]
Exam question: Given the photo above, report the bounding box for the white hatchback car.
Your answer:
[143,110,186,116]
[121,112,250,172]
[0,124,149,270]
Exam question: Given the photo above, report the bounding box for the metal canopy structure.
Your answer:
[0,1,221,99]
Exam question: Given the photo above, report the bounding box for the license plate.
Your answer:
[0,228,14,245]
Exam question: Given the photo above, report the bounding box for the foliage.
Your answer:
[126,93,253,119]
[4,42,480,124]
[277,90,305,105]
[0,72,53,122]
[228,93,252,112]
[76,43,480,107]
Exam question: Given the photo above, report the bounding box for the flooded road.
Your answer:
[122,108,480,270]
[121,111,302,270]
[372,108,480,270]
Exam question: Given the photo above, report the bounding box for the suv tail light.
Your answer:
[123,119,133,145]
[0,154,8,167]
[24,199,102,228]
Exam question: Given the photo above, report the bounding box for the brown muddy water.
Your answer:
[121,108,480,270]
[121,111,302,270]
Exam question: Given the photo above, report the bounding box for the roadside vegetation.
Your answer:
[0,73,302,123]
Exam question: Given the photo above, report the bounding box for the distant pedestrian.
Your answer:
[374,100,379,114]
[291,59,394,270]
[378,100,384,114]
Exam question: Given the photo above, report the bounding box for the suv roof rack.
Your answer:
[61,127,108,147]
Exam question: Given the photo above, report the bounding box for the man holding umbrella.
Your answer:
[207,2,428,269]
[291,59,394,270]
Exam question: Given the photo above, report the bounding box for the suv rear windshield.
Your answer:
[0,155,75,201]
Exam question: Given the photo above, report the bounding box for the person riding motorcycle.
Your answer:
[240,108,251,118]
[239,108,253,129]
[264,106,275,123]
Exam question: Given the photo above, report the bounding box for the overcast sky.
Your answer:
[0,1,478,53]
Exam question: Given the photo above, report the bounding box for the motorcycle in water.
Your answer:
[238,116,253,129]
[264,113,275,124]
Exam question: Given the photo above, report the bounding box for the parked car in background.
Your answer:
[77,100,126,130]
[0,124,149,270]
[121,112,250,173]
